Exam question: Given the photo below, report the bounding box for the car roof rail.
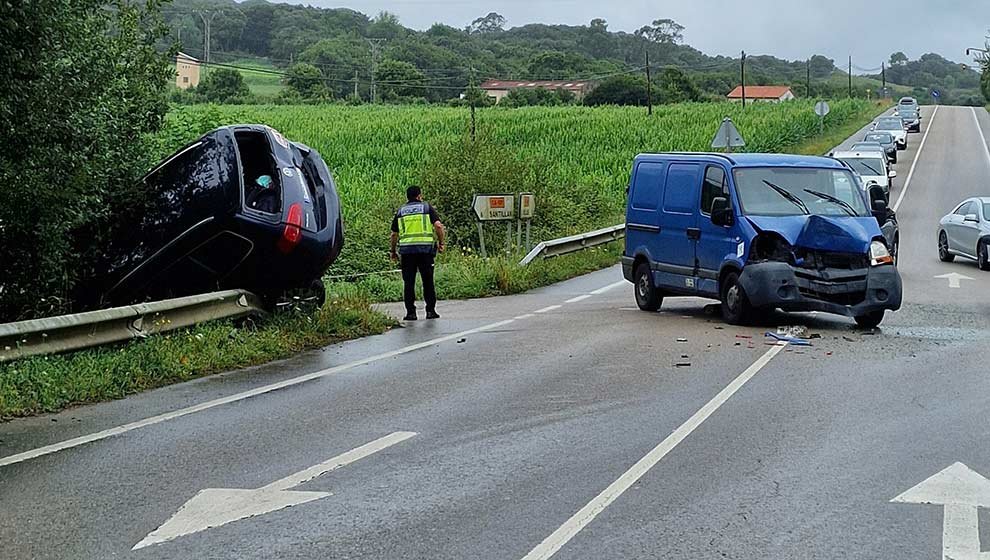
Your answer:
[641,151,737,164]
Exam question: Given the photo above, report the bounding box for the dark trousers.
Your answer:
[400,253,436,314]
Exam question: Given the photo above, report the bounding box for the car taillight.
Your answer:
[277,203,303,254]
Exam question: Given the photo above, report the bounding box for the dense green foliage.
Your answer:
[163,0,858,103]
[158,100,877,277]
[0,0,174,321]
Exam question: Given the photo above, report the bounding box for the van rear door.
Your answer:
[656,163,702,292]
[626,160,665,263]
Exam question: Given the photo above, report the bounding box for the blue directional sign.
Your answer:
[931,89,941,99]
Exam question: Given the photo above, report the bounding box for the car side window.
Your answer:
[700,165,727,215]
[955,201,974,216]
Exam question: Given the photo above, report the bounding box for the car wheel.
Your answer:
[854,310,885,329]
[938,231,955,262]
[720,271,753,325]
[891,153,897,164]
[634,262,662,311]
[979,240,990,271]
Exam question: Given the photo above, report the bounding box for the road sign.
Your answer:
[710,117,745,151]
[519,193,536,219]
[133,432,416,550]
[932,89,941,99]
[472,194,515,221]
[891,462,990,560]
[934,272,973,288]
[815,101,830,117]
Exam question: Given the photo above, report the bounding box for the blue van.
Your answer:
[622,153,902,328]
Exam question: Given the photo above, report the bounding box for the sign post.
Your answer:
[931,89,941,105]
[472,194,516,257]
[518,193,535,250]
[814,100,830,134]
[710,117,746,153]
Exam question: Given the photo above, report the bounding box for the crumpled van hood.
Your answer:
[746,215,881,254]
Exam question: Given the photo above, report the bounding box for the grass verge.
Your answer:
[0,291,393,417]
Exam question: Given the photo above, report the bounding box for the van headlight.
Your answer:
[870,240,893,266]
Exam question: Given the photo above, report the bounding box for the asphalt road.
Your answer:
[3,106,990,560]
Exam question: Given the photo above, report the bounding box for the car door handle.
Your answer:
[686,228,701,240]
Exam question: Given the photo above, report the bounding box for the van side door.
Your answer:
[696,164,739,296]
[655,162,702,292]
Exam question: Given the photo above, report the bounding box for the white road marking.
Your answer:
[590,280,626,295]
[0,321,513,468]
[565,294,592,304]
[519,343,786,560]
[891,462,990,560]
[971,106,990,170]
[934,272,974,289]
[133,432,416,549]
[1,278,628,467]
[893,105,939,212]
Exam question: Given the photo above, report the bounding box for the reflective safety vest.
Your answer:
[396,202,436,253]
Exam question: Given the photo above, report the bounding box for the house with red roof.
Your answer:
[726,85,795,103]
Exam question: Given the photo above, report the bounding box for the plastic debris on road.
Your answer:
[765,331,812,346]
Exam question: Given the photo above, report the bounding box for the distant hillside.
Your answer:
[162,0,968,104]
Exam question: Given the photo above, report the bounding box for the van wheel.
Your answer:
[634,263,662,311]
[720,271,752,325]
[854,310,885,329]
[979,240,990,271]
[938,231,954,262]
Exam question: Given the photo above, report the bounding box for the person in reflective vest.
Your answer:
[390,186,445,321]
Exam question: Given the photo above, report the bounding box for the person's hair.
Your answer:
[406,185,422,202]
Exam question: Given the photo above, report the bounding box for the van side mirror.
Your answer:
[869,185,888,214]
[710,197,734,227]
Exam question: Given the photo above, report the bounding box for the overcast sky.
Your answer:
[301,0,986,68]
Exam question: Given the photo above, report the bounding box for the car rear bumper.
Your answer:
[738,261,902,317]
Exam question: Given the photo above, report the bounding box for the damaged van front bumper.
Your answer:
[738,261,902,317]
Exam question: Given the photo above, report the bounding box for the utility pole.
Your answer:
[645,50,653,116]
[365,38,386,103]
[353,71,359,98]
[848,55,853,98]
[740,51,746,108]
[194,10,222,63]
[881,62,886,96]
[469,66,477,142]
[806,58,811,98]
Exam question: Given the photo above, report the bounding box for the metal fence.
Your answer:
[0,290,265,362]
[519,224,625,265]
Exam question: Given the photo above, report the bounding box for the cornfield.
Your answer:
[159,99,877,273]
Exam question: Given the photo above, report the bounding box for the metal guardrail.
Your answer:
[519,224,626,266]
[0,290,266,362]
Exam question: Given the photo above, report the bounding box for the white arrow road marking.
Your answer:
[934,272,974,289]
[133,431,416,550]
[891,462,990,560]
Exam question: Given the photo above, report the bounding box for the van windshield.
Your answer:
[733,167,869,217]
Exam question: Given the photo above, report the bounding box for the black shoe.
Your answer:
[426,311,440,320]
[403,313,417,321]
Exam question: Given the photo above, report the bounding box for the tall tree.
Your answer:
[469,12,507,34]
[890,52,909,66]
[0,0,173,319]
[634,18,685,44]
